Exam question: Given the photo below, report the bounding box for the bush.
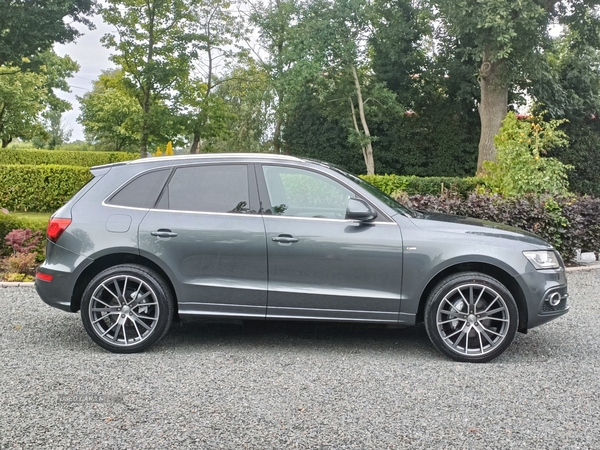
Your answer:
[398,193,600,262]
[0,148,137,167]
[0,165,92,212]
[360,174,482,197]
[0,215,48,257]
[481,112,572,196]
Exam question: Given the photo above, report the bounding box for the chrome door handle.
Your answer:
[272,235,299,243]
[151,229,178,238]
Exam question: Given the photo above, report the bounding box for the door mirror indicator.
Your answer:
[346,198,378,222]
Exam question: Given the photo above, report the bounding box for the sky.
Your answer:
[54,15,114,142]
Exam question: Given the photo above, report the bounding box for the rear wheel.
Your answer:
[424,272,518,363]
[81,264,174,353]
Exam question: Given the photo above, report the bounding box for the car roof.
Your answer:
[92,153,309,171]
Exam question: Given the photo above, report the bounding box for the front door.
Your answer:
[258,164,403,322]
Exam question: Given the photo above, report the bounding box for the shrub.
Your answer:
[481,112,572,196]
[0,214,48,257]
[398,192,600,261]
[0,165,92,212]
[360,174,482,197]
[0,148,137,167]
[5,228,42,255]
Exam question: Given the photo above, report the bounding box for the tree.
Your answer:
[0,67,47,147]
[78,70,141,151]
[101,0,201,156]
[433,0,600,172]
[213,62,275,153]
[247,0,299,153]
[0,0,96,66]
[530,30,600,196]
[175,0,243,153]
[285,0,400,174]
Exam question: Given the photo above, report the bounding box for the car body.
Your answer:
[36,154,569,362]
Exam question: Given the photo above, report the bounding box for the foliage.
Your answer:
[1,253,37,277]
[77,70,141,151]
[432,0,600,170]
[0,66,48,147]
[0,148,137,167]
[4,228,42,256]
[101,0,202,156]
[530,34,600,196]
[360,174,482,197]
[481,112,572,196]
[0,165,93,212]
[401,193,600,261]
[0,0,95,66]
[0,214,48,258]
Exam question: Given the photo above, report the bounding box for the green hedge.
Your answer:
[0,148,138,167]
[0,165,92,212]
[360,174,483,197]
[0,213,48,257]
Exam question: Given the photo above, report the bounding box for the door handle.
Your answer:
[151,229,178,238]
[272,235,299,244]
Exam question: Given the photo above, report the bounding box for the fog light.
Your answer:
[548,292,561,307]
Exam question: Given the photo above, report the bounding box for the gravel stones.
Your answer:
[1,271,599,449]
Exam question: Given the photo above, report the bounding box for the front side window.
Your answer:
[262,166,353,219]
[161,164,250,213]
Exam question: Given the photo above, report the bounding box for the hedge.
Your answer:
[0,213,48,257]
[360,174,483,197]
[398,193,600,262]
[0,148,138,167]
[0,165,92,212]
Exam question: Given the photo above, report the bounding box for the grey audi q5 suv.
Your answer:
[36,154,569,362]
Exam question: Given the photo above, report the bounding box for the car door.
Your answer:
[138,163,268,318]
[258,164,403,322]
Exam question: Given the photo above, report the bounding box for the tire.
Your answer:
[424,272,518,363]
[81,264,174,353]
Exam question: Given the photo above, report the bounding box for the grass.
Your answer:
[9,212,52,222]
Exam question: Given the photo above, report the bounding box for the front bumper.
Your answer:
[517,267,569,330]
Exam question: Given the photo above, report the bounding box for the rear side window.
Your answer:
[160,164,250,213]
[108,169,170,208]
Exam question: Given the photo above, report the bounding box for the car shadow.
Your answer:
[160,319,439,359]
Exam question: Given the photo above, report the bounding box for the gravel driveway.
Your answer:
[1,270,599,449]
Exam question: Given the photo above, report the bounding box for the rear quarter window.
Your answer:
[107,169,171,209]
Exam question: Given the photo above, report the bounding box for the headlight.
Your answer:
[523,250,560,270]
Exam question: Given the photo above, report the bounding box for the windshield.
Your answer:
[328,166,417,218]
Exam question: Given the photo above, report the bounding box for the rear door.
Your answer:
[138,163,268,318]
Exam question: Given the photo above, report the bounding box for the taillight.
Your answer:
[47,218,71,243]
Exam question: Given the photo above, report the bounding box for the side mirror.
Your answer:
[346,198,378,222]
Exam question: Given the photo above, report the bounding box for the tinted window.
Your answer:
[262,166,353,218]
[165,165,250,213]
[108,169,170,208]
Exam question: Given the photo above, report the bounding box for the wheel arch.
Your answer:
[415,262,528,332]
[71,253,178,319]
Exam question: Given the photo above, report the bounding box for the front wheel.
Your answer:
[424,272,518,363]
[81,264,174,353]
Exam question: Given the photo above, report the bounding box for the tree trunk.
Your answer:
[477,53,508,173]
[1,137,11,148]
[351,64,375,175]
[273,117,282,153]
[189,133,200,154]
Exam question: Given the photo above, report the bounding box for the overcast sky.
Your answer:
[54,15,114,142]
